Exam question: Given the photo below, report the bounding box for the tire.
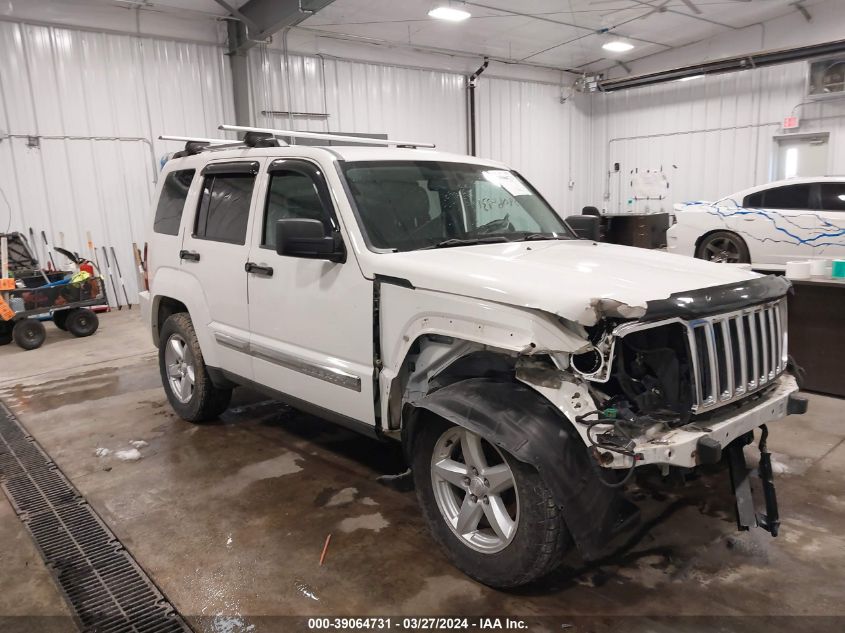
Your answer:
[412,417,571,588]
[65,309,99,337]
[0,322,12,346]
[12,319,47,350]
[695,231,750,264]
[158,312,232,422]
[53,310,70,331]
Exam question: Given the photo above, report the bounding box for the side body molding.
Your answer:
[404,377,638,560]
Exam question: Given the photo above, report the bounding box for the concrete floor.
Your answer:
[1,310,844,632]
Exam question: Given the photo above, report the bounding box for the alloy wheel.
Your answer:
[430,427,519,554]
[703,235,742,263]
[164,333,195,404]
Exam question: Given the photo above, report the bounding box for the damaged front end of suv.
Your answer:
[400,275,807,567]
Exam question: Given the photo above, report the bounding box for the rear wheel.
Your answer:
[53,310,70,331]
[65,309,98,337]
[412,417,571,588]
[13,319,47,350]
[159,313,231,422]
[695,231,750,264]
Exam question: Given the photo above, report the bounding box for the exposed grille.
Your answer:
[686,298,788,412]
[0,402,191,633]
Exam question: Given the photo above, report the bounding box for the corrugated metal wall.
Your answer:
[247,48,588,213]
[249,48,467,153]
[476,77,592,215]
[0,20,234,305]
[590,61,845,213]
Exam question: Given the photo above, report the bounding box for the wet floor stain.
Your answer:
[325,487,357,507]
[0,364,160,414]
[337,512,389,533]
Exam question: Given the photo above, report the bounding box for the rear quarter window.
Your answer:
[153,169,195,236]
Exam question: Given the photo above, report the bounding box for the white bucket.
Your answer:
[785,260,812,280]
[810,258,831,277]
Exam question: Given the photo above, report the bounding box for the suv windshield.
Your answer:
[340,161,572,252]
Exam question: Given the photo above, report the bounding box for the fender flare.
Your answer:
[403,377,638,560]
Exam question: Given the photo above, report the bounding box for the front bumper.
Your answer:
[605,374,802,469]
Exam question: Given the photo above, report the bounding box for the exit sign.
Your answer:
[783,115,800,129]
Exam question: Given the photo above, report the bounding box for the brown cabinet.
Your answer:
[787,277,845,398]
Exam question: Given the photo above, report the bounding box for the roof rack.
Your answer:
[159,135,236,145]
[219,124,436,149]
[159,135,246,157]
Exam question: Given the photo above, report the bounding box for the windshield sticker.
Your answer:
[483,170,531,197]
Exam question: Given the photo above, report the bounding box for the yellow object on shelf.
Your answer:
[0,278,15,290]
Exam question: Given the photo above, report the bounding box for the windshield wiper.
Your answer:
[420,236,510,250]
[517,233,571,241]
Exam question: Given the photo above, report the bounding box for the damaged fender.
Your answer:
[404,377,638,560]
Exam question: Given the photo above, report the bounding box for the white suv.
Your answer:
[140,131,807,588]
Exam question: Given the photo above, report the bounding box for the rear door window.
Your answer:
[761,184,813,210]
[153,169,195,235]
[194,170,257,244]
[819,183,845,212]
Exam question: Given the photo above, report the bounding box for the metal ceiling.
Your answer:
[97,0,827,73]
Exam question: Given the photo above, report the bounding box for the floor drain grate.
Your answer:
[0,402,191,633]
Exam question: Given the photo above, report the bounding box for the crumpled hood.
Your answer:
[372,240,762,325]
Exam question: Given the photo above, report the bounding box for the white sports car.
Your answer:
[667,177,845,269]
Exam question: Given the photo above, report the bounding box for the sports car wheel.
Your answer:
[695,231,750,264]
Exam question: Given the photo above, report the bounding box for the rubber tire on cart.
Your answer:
[158,313,232,423]
[12,319,47,350]
[65,309,99,338]
[412,416,571,588]
[0,321,12,346]
[53,310,70,331]
[695,230,751,264]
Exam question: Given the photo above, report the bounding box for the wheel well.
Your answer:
[388,335,520,431]
[154,296,188,345]
[695,229,748,254]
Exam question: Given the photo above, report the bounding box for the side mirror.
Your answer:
[275,218,345,263]
[565,215,600,241]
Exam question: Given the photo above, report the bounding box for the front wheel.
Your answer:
[13,319,47,350]
[695,231,750,264]
[158,313,231,422]
[412,418,571,588]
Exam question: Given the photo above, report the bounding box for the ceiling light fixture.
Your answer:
[602,40,634,53]
[678,74,705,82]
[428,3,471,22]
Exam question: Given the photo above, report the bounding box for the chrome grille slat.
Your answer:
[759,308,770,384]
[686,327,704,405]
[719,319,734,400]
[767,307,778,379]
[774,306,786,372]
[734,315,747,396]
[683,298,787,413]
[704,322,719,405]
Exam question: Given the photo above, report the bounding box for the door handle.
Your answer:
[245,262,274,277]
[179,250,201,262]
